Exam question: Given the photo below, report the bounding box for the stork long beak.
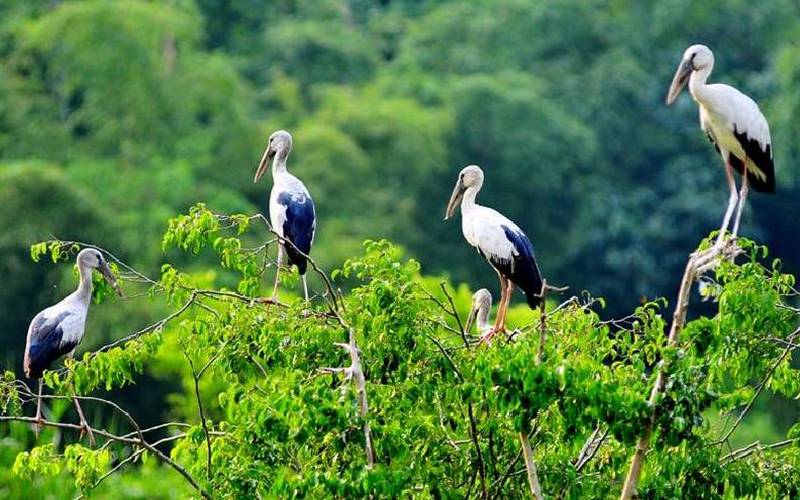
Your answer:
[444,178,465,220]
[666,59,693,105]
[253,145,276,183]
[99,260,124,297]
[464,304,478,334]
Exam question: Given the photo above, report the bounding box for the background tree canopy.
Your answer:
[1,0,799,497]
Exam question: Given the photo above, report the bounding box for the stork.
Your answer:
[666,44,774,247]
[445,165,544,343]
[465,288,494,341]
[24,248,123,446]
[254,130,316,301]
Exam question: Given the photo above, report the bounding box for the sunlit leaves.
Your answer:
[45,333,163,394]
[13,444,61,479]
[64,444,111,493]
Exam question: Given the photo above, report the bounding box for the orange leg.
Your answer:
[482,274,508,345]
[497,281,514,332]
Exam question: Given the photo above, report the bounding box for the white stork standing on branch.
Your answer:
[254,130,316,301]
[666,44,775,246]
[24,248,123,446]
[445,165,544,343]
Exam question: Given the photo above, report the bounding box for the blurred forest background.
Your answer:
[2,0,800,495]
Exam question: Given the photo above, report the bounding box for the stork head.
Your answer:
[254,130,293,183]
[445,165,484,220]
[666,44,714,105]
[465,288,492,334]
[77,248,124,297]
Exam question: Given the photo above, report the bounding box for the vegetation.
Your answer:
[1,0,800,497]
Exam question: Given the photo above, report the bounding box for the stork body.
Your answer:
[667,44,774,245]
[445,165,543,342]
[254,130,316,301]
[24,248,121,446]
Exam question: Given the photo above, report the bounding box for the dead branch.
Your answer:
[519,431,544,499]
[620,241,740,499]
[515,279,560,499]
[318,328,375,468]
[721,437,799,464]
[575,425,608,472]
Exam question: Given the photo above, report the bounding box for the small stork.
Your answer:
[24,248,123,445]
[445,165,544,342]
[465,288,494,341]
[254,130,316,301]
[667,44,775,246]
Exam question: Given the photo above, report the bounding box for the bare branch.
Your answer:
[180,339,214,481]
[721,437,799,464]
[715,326,800,445]
[318,329,375,468]
[620,241,740,499]
[0,415,208,498]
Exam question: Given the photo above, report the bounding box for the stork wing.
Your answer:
[273,187,316,274]
[723,86,774,192]
[24,310,79,378]
[471,208,544,310]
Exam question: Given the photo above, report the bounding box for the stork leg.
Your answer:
[731,166,750,239]
[73,397,95,447]
[482,273,508,345]
[715,161,739,247]
[271,245,285,303]
[301,274,309,301]
[497,281,514,333]
[34,379,44,438]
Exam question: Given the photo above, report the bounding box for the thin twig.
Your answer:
[1,416,208,498]
[180,340,214,481]
[715,327,800,445]
[467,401,487,499]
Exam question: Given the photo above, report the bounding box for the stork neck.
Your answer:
[476,305,490,331]
[271,151,289,176]
[689,66,712,104]
[461,186,480,212]
[76,264,93,304]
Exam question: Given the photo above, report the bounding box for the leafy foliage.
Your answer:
[3,0,800,498]
[1,204,799,497]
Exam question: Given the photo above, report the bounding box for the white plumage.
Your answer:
[462,206,529,273]
[698,86,772,184]
[667,44,775,245]
[445,165,543,343]
[23,248,122,445]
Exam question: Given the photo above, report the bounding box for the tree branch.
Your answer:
[0,415,208,498]
[318,328,375,468]
[620,242,739,499]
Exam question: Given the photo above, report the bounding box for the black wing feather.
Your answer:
[489,226,544,310]
[277,191,316,275]
[732,129,775,193]
[24,311,78,379]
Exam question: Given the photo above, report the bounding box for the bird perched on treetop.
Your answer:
[254,130,316,302]
[445,165,544,343]
[666,44,774,247]
[24,248,123,446]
